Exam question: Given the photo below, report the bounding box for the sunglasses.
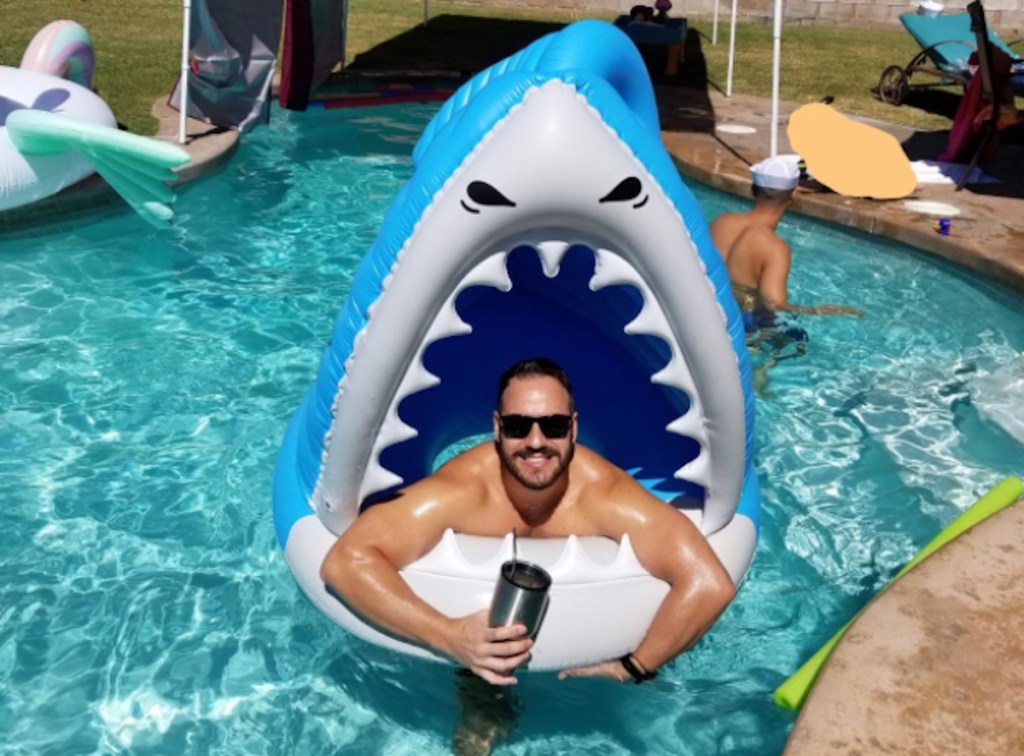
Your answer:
[499,414,573,439]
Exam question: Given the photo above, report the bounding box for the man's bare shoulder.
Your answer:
[352,444,494,542]
[570,446,659,507]
[735,224,790,255]
[710,213,749,249]
[710,211,748,231]
[431,442,495,484]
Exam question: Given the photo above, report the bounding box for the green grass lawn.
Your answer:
[0,0,965,135]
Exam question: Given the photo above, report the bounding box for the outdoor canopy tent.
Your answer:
[171,0,431,139]
[172,0,780,148]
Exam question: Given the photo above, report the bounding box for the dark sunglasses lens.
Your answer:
[501,415,571,439]
[501,415,532,438]
[538,415,571,438]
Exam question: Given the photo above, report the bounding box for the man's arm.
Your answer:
[559,476,736,682]
[319,476,532,685]
[755,234,793,310]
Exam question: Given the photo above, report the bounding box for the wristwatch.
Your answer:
[619,653,658,684]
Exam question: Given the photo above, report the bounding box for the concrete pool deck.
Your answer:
[784,497,1024,755]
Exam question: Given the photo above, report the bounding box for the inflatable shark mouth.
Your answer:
[306,77,752,537]
[370,239,704,493]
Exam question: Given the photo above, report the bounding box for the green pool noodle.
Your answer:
[773,474,1024,711]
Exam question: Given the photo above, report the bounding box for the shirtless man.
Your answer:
[710,155,862,318]
[320,357,736,686]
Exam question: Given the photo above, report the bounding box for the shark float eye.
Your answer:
[599,176,648,209]
[460,180,517,214]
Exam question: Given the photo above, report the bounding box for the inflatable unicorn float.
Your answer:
[274,20,760,670]
[1,21,189,228]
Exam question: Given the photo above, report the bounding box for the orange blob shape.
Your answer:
[787,103,916,199]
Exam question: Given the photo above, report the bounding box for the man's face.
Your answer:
[493,375,577,491]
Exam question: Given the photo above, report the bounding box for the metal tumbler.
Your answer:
[488,559,552,639]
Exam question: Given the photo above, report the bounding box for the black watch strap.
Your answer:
[620,654,658,684]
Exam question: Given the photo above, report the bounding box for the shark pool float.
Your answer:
[0,20,189,228]
[274,19,760,670]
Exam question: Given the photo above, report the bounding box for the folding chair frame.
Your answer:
[874,40,975,105]
[873,10,1022,107]
[956,1,998,190]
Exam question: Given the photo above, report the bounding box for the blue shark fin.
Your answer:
[6,108,190,228]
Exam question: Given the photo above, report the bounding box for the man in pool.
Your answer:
[320,357,736,686]
[710,155,862,319]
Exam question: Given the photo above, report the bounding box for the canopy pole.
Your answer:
[712,0,720,44]
[770,0,783,156]
[178,0,192,145]
[423,0,429,26]
[726,0,738,96]
[340,0,349,71]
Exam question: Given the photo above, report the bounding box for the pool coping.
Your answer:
[656,87,1024,296]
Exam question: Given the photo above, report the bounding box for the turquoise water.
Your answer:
[2,103,1023,754]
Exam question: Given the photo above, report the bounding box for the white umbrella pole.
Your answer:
[423,0,429,26]
[770,0,783,157]
[340,0,349,71]
[725,0,738,97]
[178,0,192,145]
[712,0,719,45]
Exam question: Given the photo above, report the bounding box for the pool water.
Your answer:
[2,103,1022,754]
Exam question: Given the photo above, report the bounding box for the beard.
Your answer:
[497,439,575,491]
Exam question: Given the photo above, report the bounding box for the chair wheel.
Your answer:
[877,65,908,105]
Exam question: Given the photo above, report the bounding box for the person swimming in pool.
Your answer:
[710,155,864,321]
[319,357,735,687]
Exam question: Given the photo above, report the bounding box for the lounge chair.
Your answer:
[874,9,1023,105]
[946,1,1021,189]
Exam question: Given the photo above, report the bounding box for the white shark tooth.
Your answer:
[589,248,640,290]
[357,464,404,506]
[536,240,570,278]
[675,449,711,489]
[549,535,590,575]
[462,252,512,292]
[624,298,672,338]
[610,534,648,576]
[425,299,472,339]
[409,528,470,572]
[378,409,418,446]
[397,361,441,397]
[651,354,699,400]
[666,411,704,439]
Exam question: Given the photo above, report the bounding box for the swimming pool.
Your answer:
[1,103,1022,754]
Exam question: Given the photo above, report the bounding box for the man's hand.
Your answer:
[557,659,632,683]
[447,610,533,685]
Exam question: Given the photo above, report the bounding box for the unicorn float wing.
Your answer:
[0,21,190,229]
[6,106,190,228]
